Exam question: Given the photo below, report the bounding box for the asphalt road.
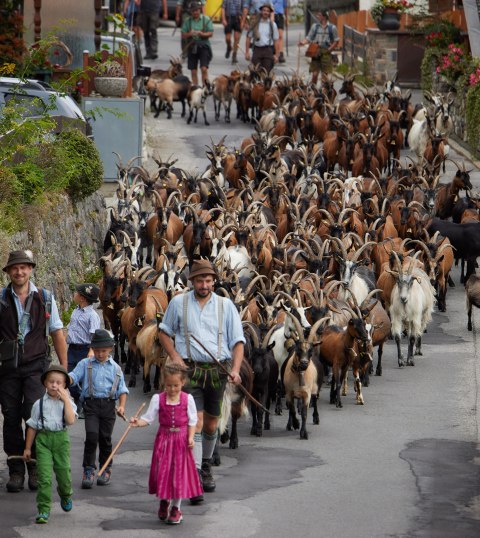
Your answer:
[2,21,480,538]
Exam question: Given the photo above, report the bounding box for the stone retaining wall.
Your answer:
[0,192,108,311]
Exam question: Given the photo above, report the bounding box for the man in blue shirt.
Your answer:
[245,3,280,72]
[221,0,243,64]
[272,0,288,63]
[158,259,245,502]
[0,250,67,494]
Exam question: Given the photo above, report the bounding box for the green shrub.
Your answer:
[10,161,46,204]
[466,84,480,158]
[48,129,103,202]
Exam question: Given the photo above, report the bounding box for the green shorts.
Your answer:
[184,360,231,417]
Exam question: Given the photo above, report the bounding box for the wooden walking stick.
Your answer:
[98,402,145,477]
[189,334,270,414]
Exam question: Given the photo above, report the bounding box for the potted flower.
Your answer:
[93,58,128,97]
[371,0,412,31]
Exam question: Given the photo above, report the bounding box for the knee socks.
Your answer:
[202,430,217,461]
[193,432,202,469]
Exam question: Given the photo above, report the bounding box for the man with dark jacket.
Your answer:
[0,250,67,493]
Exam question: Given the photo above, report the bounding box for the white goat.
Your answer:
[407,117,431,165]
[389,255,435,367]
[187,81,213,126]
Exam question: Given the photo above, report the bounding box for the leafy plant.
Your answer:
[48,129,104,201]
[466,81,480,157]
[370,0,412,24]
[95,58,126,78]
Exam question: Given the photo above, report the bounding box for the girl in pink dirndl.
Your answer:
[130,364,202,525]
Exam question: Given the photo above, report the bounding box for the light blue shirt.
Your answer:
[69,356,129,400]
[272,0,287,15]
[27,393,77,431]
[67,305,101,345]
[248,19,279,46]
[159,291,245,362]
[11,282,63,337]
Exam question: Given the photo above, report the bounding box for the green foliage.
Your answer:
[0,168,22,233]
[10,162,45,204]
[420,46,442,93]
[466,84,480,158]
[61,301,76,325]
[46,129,104,202]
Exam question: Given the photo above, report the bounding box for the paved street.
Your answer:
[2,20,480,538]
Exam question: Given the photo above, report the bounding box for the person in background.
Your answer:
[298,9,339,85]
[221,0,243,64]
[130,363,203,525]
[0,249,67,494]
[242,0,273,32]
[245,3,280,72]
[181,2,214,85]
[176,0,205,57]
[24,365,77,524]
[66,283,101,419]
[69,329,128,489]
[140,0,162,59]
[272,0,288,63]
[123,0,142,42]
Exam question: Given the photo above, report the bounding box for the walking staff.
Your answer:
[190,334,270,414]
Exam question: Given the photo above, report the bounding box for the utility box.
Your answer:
[82,97,144,182]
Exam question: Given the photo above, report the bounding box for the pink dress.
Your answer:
[148,391,203,499]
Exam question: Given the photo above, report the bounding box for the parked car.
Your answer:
[0,77,86,121]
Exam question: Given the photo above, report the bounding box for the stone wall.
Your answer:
[365,30,398,86]
[0,192,108,311]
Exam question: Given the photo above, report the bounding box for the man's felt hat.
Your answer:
[188,259,218,280]
[259,3,274,11]
[76,283,100,303]
[189,1,202,11]
[90,329,115,349]
[3,250,36,272]
[41,364,70,388]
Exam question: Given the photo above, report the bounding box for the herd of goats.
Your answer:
[98,66,480,442]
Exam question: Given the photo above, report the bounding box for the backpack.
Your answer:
[312,22,334,46]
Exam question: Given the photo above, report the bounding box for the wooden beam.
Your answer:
[94,0,102,52]
[34,0,42,42]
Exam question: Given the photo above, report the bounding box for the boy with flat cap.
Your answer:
[69,329,128,489]
[67,283,101,416]
[24,364,77,524]
[158,259,245,503]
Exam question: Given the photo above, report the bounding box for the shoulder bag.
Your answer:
[305,42,321,58]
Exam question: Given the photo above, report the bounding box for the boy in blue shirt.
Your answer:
[67,283,101,417]
[69,329,128,489]
[24,364,77,524]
